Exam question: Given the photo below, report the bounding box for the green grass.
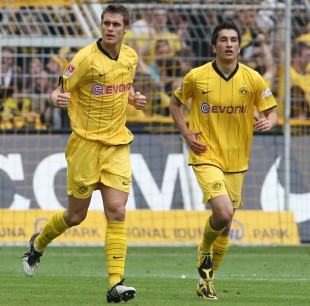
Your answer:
[0,245,309,305]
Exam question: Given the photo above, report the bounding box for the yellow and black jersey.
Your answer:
[174,61,277,172]
[61,39,138,145]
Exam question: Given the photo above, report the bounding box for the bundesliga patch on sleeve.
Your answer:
[65,65,76,78]
[262,88,272,99]
[178,81,183,93]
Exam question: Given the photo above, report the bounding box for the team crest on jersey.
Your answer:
[77,183,88,194]
[239,87,248,97]
[65,65,76,77]
[212,181,223,190]
[200,102,210,114]
[92,83,104,96]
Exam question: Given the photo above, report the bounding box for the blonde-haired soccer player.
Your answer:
[22,4,146,303]
[169,20,278,300]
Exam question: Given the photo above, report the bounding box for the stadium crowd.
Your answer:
[0,2,309,130]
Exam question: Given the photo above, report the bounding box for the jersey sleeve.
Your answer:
[173,71,194,106]
[254,73,277,112]
[61,50,90,93]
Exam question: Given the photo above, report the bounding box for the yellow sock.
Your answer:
[213,235,230,272]
[200,216,223,254]
[34,211,69,252]
[105,221,127,289]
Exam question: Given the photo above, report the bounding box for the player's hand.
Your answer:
[185,131,207,155]
[55,93,70,108]
[254,115,272,132]
[133,92,147,110]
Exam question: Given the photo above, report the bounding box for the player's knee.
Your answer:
[213,211,233,229]
[64,211,87,227]
[105,203,126,221]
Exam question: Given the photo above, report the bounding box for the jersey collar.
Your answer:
[96,38,119,61]
[212,61,239,81]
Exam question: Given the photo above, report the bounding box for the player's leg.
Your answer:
[99,144,135,303]
[212,172,245,274]
[212,220,231,273]
[102,185,128,287]
[101,185,136,303]
[193,165,234,300]
[196,195,233,301]
[22,132,96,277]
[198,194,233,279]
[22,196,91,277]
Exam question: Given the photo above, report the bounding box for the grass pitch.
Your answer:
[0,245,309,305]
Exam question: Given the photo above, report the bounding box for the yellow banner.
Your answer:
[0,209,300,245]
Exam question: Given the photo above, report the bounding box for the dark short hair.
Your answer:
[211,19,241,46]
[101,3,130,26]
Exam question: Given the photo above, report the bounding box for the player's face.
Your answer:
[101,13,128,46]
[212,29,240,62]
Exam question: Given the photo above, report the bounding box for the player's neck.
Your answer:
[215,59,238,78]
[101,41,121,59]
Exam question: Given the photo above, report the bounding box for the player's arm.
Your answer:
[254,107,278,132]
[169,95,207,155]
[128,87,147,110]
[50,81,70,109]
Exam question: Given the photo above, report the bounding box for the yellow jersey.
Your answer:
[174,61,277,172]
[62,39,138,145]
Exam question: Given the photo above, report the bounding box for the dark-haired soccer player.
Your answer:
[169,20,278,300]
[22,4,146,303]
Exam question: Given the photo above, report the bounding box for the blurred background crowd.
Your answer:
[0,0,309,130]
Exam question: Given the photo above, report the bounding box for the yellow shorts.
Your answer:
[65,133,132,199]
[193,164,245,209]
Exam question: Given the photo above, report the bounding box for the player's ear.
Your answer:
[212,45,216,55]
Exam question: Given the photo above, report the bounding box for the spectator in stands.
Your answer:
[130,8,153,38]
[0,48,19,100]
[170,47,197,117]
[185,7,220,65]
[239,8,259,53]
[0,47,21,116]
[138,39,181,116]
[241,31,276,90]
[0,13,11,36]
[45,53,70,128]
[26,57,43,94]
[136,8,182,66]
[167,12,192,49]
[277,41,310,120]
[36,70,69,129]
[0,76,41,130]
[169,20,278,301]
[175,47,197,76]
[45,54,66,76]
[18,13,45,36]
[27,57,43,75]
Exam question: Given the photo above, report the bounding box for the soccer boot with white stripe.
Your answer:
[196,278,218,300]
[197,245,214,282]
[106,279,136,303]
[22,232,43,277]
